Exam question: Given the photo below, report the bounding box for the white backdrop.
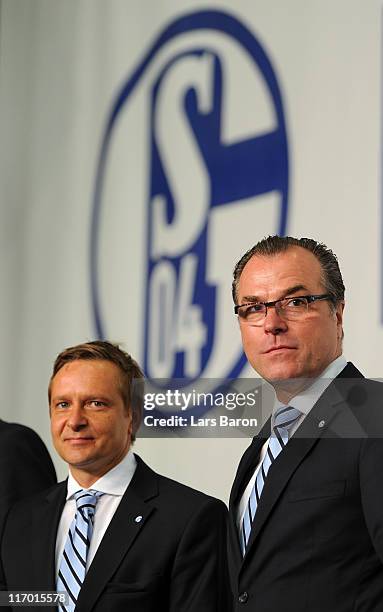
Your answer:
[1,0,381,501]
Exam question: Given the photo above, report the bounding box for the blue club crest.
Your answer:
[91,10,289,408]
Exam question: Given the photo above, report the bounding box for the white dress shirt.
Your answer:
[55,450,137,575]
[237,355,348,527]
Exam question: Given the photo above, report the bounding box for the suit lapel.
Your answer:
[33,483,67,591]
[229,422,269,565]
[230,424,269,509]
[242,364,361,562]
[77,456,158,612]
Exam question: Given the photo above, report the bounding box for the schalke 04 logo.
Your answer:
[91,10,289,393]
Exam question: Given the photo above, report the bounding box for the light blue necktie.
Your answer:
[240,406,302,556]
[57,489,104,612]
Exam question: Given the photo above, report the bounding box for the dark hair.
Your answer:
[232,235,345,307]
[48,340,144,441]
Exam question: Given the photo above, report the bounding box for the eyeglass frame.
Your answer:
[234,293,335,321]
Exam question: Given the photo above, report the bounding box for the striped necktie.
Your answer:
[240,405,302,556]
[57,489,104,612]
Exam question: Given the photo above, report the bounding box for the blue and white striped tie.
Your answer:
[240,406,302,556]
[57,489,103,612]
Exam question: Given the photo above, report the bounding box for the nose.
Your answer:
[263,304,288,335]
[67,404,88,431]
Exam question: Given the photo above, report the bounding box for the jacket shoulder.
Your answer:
[134,454,227,512]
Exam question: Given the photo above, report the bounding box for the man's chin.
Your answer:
[259,364,306,384]
[58,447,96,468]
[266,374,315,402]
[259,365,312,392]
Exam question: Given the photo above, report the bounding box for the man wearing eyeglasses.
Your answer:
[228,235,383,612]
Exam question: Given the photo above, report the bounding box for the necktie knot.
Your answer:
[74,488,103,508]
[74,489,103,521]
[273,405,302,437]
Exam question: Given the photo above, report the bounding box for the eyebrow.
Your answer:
[51,395,69,402]
[241,285,309,304]
[52,395,110,402]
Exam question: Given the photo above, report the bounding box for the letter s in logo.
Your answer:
[91,10,289,389]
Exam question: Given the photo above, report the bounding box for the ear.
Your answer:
[335,301,345,338]
[126,407,133,433]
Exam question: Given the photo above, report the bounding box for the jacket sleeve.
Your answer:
[169,497,232,612]
[0,424,56,529]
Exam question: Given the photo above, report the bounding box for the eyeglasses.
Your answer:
[234,294,334,325]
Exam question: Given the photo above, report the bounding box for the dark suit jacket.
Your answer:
[0,420,56,529]
[0,454,230,612]
[229,362,383,611]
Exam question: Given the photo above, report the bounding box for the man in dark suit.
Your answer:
[229,235,383,611]
[0,419,56,528]
[0,341,229,612]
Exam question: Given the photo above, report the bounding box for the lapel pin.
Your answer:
[318,420,325,428]
[135,515,143,523]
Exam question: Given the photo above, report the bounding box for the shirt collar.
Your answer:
[66,450,137,500]
[272,355,348,419]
